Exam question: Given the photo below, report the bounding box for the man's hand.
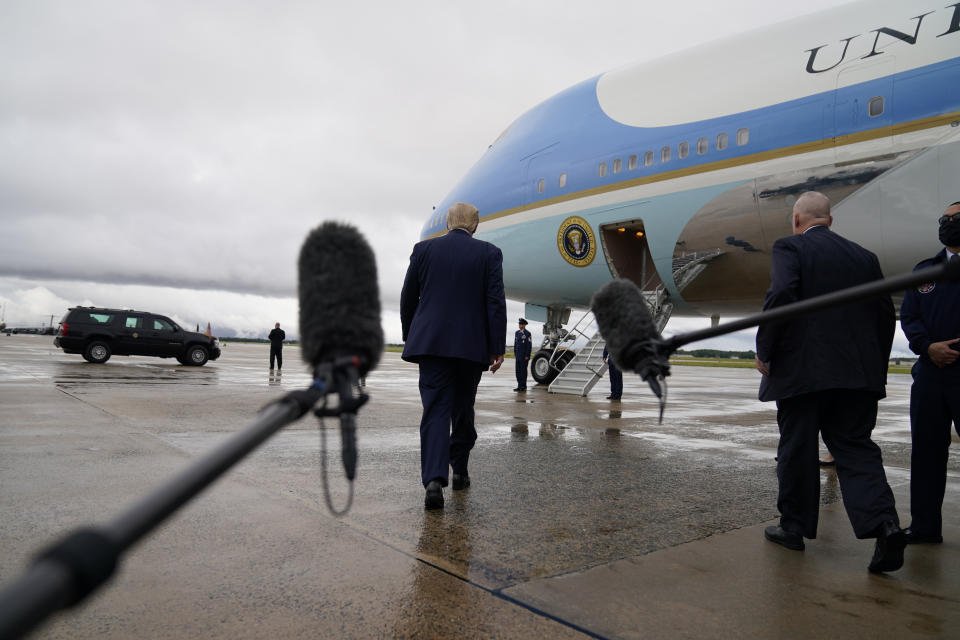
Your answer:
[754,355,770,376]
[928,339,960,368]
[489,354,504,373]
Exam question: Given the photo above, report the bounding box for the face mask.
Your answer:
[939,219,960,247]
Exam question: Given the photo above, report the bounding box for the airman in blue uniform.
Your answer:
[899,201,960,545]
[514,318,532,391]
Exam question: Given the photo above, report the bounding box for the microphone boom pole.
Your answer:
[663,258,960,353]
[0,384,326,639]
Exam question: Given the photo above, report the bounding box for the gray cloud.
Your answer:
[0,0,854,339]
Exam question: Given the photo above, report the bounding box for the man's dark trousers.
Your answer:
[270,345,282,370]
[909,359,960,536]
[608,360,623,398]
[418,356,484,487]
[776,389,898,539]
[515,357,528,390]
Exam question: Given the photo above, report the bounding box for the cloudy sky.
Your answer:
[4,0,912,355]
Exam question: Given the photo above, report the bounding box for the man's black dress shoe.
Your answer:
[452,473,470,490]
[424,479,444,510]
[869,520,906,573]
[764,525,804,550]
[904,527,942,544]
[606,395,621,400]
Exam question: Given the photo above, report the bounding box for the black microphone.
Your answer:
[590,279,669,405]
[298,221,383,376]
[298,221,383,480]
[591,259,960,418]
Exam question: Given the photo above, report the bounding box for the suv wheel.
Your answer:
[83,341,111,364]
[185,345,209,366]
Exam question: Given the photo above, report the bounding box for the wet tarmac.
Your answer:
[1,334,959,638]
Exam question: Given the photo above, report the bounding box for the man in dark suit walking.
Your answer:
[401,202,507,510]
[755,191,905,573]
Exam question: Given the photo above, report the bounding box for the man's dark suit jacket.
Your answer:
[400,228,507,368]
[756,225,894,402]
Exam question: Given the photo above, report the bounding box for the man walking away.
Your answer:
[400,202,507,510]
[755,191,904,573]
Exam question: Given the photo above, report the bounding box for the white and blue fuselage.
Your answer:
[424,0,960,333]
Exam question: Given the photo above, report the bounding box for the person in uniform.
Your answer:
[754,191,904,573]
[268,322,285,371]
[401,202,507,510]
[602,345,622,401]
[899,201,960,544]
[513,318,532,391]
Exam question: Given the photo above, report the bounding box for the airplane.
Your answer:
[423,0,960,384]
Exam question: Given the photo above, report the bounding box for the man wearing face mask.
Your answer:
[899,201,960,545]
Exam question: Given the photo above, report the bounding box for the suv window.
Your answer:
[124,316,142,329]
[152,318,175,332]
[77,311,115,324]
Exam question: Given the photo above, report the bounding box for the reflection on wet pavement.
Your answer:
[2,335,950,638]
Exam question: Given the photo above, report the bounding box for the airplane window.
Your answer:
[537,178,545,193]
[737,128,749,145]
[628,154,638,170]
[643,151,654,166]
[558,173,566,188]
[697,137,708,154]
[868,96,884,117]
[613,158,622,174]
[661,146,671,162]
[598,162,607,177]
[678,142,689,159]
[717,132,728,150]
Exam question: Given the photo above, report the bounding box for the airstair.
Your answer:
[547,249,721,396]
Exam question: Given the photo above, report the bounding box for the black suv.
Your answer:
[54,307,221,366]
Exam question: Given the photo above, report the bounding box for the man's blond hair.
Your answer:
[446,202,480,234]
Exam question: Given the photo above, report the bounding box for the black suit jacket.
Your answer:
[755,226,894,402]
[400,229,507,368]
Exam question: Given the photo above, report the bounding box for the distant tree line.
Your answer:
[675,349,756,359]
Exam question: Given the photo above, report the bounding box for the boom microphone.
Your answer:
[590,279,669,404]
[591,257,960,418]
[298,221,383,482]
[298,221,383,375]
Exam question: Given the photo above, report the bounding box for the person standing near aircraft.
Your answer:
[602,345,622,400]
[268,322,285,371]
[755,191,904,573]
[513,318,532,391]
[401,202,507,510]
[899,201,960,545]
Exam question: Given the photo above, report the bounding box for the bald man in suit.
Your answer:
[755,191,904,573]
